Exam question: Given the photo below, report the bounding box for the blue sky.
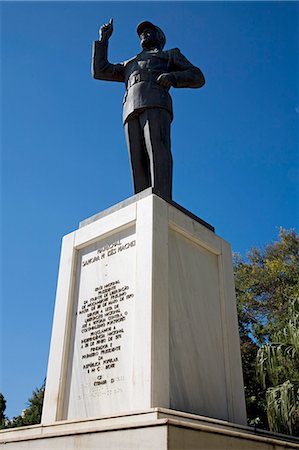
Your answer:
[1,1,298,419]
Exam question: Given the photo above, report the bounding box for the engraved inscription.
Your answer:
[77,278,134,389]
[82,239,136,267]
[67,229,137,418]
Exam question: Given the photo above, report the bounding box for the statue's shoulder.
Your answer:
[164,48,181,57]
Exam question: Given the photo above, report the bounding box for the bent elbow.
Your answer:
[92,65,98,79]
[91,57,102,79]
[194,68,205,88]
[92,68,102,80]
[92,62,110,80]
[198,74,205,88]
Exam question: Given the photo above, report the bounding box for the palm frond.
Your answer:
[266,381,299,434]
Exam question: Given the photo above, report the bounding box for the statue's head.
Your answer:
[137,21,166,50]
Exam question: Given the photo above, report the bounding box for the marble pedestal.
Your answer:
[41,189,247,425]
[2,409,299,449]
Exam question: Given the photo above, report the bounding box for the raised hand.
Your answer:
[99,18,113,41]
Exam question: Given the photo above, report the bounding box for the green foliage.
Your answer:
[5,382,45,429]
[256,299,299,435]
[234,228,299,435]
[0,393,7,429]
[266,381,299,435]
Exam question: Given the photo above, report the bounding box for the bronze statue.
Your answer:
[92,19,205,199]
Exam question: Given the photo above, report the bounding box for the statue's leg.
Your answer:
[141,108,173,200]
[124,114,151,194]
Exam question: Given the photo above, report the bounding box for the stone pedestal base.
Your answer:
[1,408,298,449]
[41,189,246,424]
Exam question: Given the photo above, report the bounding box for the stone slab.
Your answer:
[42,192,246,425]
[79,187,215,232]
[1,408,298,450]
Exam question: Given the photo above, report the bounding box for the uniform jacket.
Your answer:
[92,39,205,123]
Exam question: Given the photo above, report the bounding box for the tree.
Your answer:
[0,393,7,429]
[6,382,45,428]
[256,299,299,435]
[234,228,299,434]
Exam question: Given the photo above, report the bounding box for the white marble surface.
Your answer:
[168,229,227,419]
[42,202,137,423]
[66,226,137,419]
[42,192,246,425]
[2,408,298,450]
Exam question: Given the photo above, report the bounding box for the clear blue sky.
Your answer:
[1,1,298,419]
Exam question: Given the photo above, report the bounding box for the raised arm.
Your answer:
[92,19,125,83]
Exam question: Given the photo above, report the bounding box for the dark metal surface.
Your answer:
[92,20,205,200]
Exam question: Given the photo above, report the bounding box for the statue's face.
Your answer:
[140,27,159,49]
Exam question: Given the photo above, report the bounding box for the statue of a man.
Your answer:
[92,19,205,199]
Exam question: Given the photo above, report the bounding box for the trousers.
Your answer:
[124,108,173,200]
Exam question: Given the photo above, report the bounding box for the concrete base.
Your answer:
[1,408,298,449]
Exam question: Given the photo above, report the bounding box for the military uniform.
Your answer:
[92,32,204,199]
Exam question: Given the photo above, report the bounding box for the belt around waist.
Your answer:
[127,73,160,88]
